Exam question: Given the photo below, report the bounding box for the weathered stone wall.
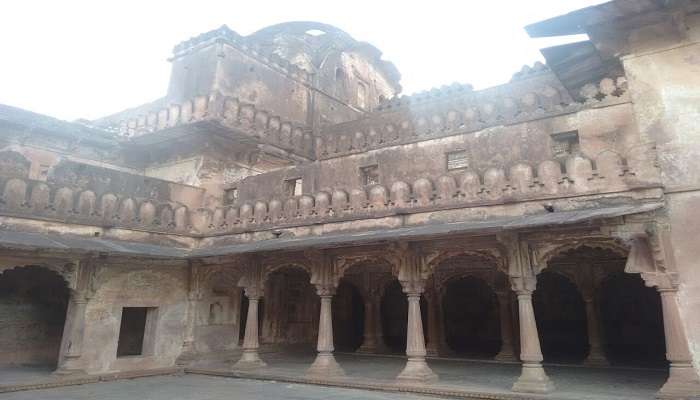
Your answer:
[621,13,700,369]
[81,265,188,373]
[235,101,649,203]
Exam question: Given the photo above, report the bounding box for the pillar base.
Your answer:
[425,345,439,357]
[512,363,555,394]
[494,349,518,362]
[656,365,700,399]
[583,352,609,367]
[396,357,438,384]
[175,343,198,366]
[306,353,345,378]
[53,356,86,377]
[52,367,87,377]
[357,340,378,354]
[233,350,266,370]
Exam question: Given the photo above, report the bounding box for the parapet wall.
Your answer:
[109,92,314,159]
[318,77,628,159]
[0,143,660,237]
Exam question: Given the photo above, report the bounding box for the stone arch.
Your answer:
[535,239,629,274]
[260,262,317,346]
[425,249,506,279]
[441,274,501,357]
[533,270,588,363]
[0,265,71,368]
[332,280,365,352]
[427,251,504,358]
[598,271,665,366]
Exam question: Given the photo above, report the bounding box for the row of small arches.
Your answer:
[0,179,190,231]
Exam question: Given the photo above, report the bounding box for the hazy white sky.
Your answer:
[0,1,607,121]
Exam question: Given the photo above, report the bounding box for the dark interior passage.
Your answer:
[442,276,500,357]
[0,266,70,367]
[261,266,317,345]
[117,307,148,357]
[534,271,588,363]
[332,281,364,352]
[380,280,427,354]
[600,272,665,366]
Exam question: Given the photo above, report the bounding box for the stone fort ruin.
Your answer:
[1,1,700,398]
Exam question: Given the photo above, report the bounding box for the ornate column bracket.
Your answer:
[497,233,554,394]
[617,222,700,398]
[234,257,267,370]
[307,251,345,378]
[55,258,97,376]
[395,244,438,384]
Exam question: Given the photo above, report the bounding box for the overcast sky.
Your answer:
[0,1,607,121]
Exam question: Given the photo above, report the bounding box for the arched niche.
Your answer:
[332,280,364,352]
[260,264,317,346]
[379,279,427,354]
[441,275,500,357]
[0,265,71,369]
[533,270,588,363]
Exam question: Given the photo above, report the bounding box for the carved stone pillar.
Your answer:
[358,293,378,353]
[424,293,439,357]
[656,288,700,398]
[582,297,608,366]
[436,292,450,355]
[620,228,700,397]
[373,299,387,353]
[55,290,89,375]
[176,291,201,366]
[307,285,345,378]
[511,284,554,393]
[494,291,517,362]
[234,287,266,369]
[396,287,437,383]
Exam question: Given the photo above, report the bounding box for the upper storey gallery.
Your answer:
[98,22,401,135]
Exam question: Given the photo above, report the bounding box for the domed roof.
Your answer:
[245,21,401,91]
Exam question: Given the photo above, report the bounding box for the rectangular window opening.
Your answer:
[551,131,580,158]
[284,178,303,197]
[117,307,157,357]
[361,165,380,186]
[446,150,469,171]
[223,187,239,205]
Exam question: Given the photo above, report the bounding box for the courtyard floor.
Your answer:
[0,374,437,400]
[0,352,670,399]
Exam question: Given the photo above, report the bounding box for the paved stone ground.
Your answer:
[0,352,668,399]
[194,351,666,399]
[0,375,436,400]
[0,366,54,386]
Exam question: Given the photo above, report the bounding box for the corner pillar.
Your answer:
[55,289,90,375]
[234,261,266,370]
[656,287,700,398]
[177,262,204,366]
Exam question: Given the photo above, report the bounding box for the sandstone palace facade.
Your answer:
[1,1,700,398]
